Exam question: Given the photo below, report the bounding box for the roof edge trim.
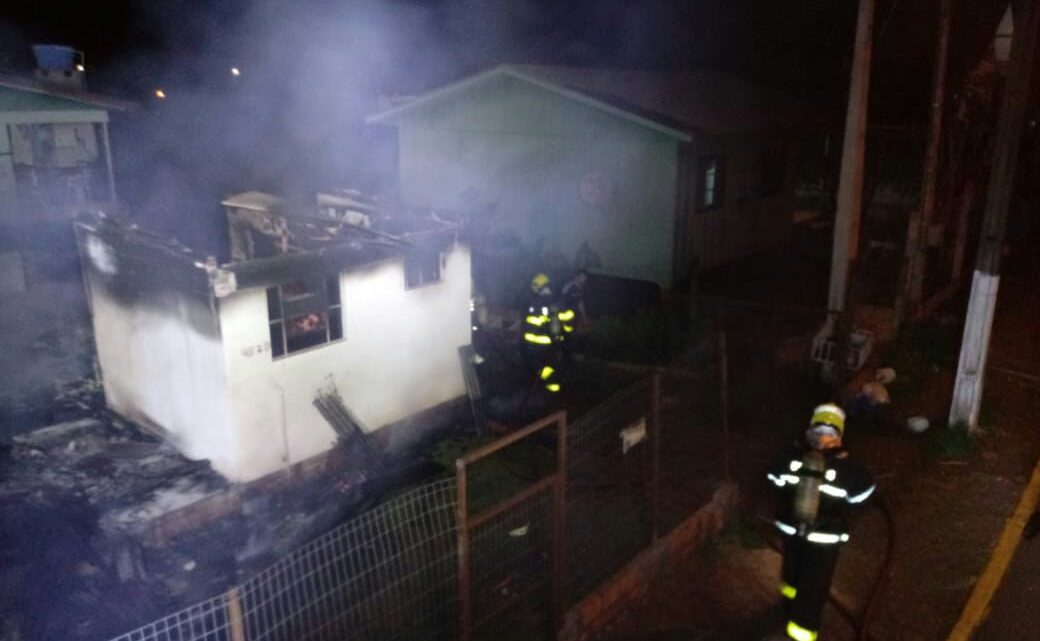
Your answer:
[366,64,692,142]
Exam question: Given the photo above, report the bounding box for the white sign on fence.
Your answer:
[620,418,647,454]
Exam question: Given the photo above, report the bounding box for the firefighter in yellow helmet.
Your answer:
[766,404,876,641]
[522,273,576,394]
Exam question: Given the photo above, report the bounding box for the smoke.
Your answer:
[110,0,568,250]
[106,0,742,242]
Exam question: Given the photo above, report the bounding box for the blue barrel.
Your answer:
[31,45,76,71]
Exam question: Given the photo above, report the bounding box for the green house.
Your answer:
[0,73,131,294]
[368,64,807,287]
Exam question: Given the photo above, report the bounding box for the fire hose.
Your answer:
[761,491,896,641]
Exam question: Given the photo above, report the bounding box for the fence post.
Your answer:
[553,412,568,634]
[718,331,731,481]
[651,372,662,541]
[455,459,472,641]
[225,587,247,641]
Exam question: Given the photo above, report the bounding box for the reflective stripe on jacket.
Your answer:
[767,444,875,544]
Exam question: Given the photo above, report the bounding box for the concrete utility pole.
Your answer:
[894,0,952,329]
[824,0,874,373]
[950,0,1040,429]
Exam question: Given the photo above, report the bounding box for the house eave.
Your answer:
[366,64,693,142]
[0,74,136,111]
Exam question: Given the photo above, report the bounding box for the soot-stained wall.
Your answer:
[81,219,471,483]
[78,223,239,475]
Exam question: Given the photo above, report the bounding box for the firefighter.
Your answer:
[767,403,876,641]
[523,273,575,394]
[561,269,590,364]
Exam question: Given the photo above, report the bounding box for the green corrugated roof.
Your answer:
[0,75,133,113]
[0,85,106,112]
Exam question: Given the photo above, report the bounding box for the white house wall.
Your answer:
[218,245,471,482]
[80,229,239,475]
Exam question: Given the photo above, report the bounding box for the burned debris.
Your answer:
[0,182,477,640]
[1,415,227,640]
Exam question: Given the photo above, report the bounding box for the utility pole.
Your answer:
[824,0,874,378]
[949,0,1039,429]
[894,0,952,329]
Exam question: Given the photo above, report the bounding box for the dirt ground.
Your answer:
[591,257,1040,641]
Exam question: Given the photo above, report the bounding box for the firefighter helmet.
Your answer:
[531,272,551,293]
[810,403,846,435]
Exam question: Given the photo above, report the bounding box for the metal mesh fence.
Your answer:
[240,478,458,641]
[106,370,727,641]
[469,488,554,641]
[655,370,726,533]
[108,594,234,641]
[107,479,458,641]
[566,377,654,602]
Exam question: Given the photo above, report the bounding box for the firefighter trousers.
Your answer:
[523,343,564,393]
[780,535,840,640]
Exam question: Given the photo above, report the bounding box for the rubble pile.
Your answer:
[4,416,226,515]
[1,413,434,641]
[1,416,229,641]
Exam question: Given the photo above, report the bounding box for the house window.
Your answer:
[267,276,343,358]
[405,251,442,289]
[697,155,726,210]
[760,143,786,197]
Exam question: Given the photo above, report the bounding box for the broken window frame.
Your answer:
[696,154,726,211]
[267,275,343,358]
[404,250,443,290]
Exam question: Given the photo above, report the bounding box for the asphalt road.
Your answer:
[973,532,1040,641]
[969,259,1040,641]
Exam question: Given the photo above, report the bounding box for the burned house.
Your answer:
[368,64,815,287]
[76,194,471,483]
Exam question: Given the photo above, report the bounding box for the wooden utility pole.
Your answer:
[950,0,1040,429]
[824,0,875,377]
[949,175,980,286]
[894,0,952,329]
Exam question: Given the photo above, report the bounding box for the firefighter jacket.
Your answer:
[523,293,576,346]
[767,444,875,545]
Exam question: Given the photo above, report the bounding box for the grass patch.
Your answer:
[430,434,556,513]
[925,424,977,460]
[588,309,669,364]
[977,402,996,431]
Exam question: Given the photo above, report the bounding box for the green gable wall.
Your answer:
[393,75,681,285]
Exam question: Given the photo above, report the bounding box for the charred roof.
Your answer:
[77,192,462,296]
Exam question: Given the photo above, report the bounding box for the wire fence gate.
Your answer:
[455,411,566,641]
[106,369,725,641]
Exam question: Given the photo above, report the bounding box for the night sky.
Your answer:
[0,0,1012,249]
[3,1,1005,102]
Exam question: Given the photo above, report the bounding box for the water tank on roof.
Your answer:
[31,45,86,90]
[32,44,77,70]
